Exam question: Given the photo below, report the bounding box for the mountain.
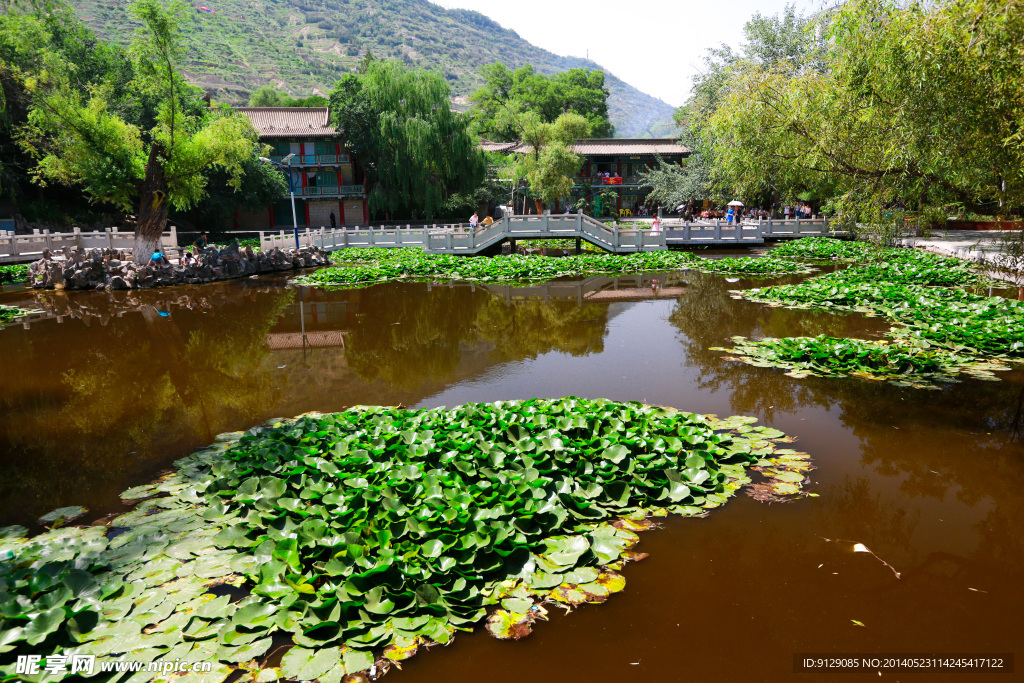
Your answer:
[68,0,678,138]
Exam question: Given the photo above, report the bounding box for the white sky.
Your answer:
[431,0,814,107]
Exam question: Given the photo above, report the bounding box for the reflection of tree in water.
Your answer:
[667,271,886,421]
[815,476,921,555]
[475,296,605,362]
[0,286,295,525]
[669,270,1024,575]
[342,283,608,389]
[341,285,484,389]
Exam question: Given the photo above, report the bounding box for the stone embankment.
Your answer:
[28,242,331,290]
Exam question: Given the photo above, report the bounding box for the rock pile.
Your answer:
[29,242,331,290]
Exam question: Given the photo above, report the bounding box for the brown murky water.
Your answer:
[1,264,1022,682]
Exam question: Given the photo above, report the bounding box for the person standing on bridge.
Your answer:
[469,212,479,230]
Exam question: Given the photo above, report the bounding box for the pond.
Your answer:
[1,261,1021,681]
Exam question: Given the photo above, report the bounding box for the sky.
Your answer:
[431,0,814,107]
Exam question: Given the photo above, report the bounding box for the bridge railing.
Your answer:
[257,213,841,254]
[664,223,763,241]
[755,217,831,235]
[1,226,179,263]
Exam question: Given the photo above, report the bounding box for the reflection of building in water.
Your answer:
[433,273,687,304]
[265,287,361,350]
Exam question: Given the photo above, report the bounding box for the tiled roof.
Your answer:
[479,139,520,153]
[236,107,337,138]
[482,138,690,156]
[570,138,689,156]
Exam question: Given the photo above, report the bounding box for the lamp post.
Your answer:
[259,153,300,249]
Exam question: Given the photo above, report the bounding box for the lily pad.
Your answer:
[38,506,89,528]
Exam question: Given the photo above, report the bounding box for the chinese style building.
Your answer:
[480,138,690,216]
[236,107,369,229]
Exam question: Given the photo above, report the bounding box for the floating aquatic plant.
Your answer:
[0,265,29,285]
[742,282,1024,359]
[306,250,703,287]
[691,256,813,277]
[713,335,1009,389]
[719,238,1021,387]
[769,237,877,261]
[0,305,37,324]
[306,248,807,289]
[0,399,812,682]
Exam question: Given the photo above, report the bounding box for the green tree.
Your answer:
[248,85,286,107]
[185,155,287,230]
[640,127,713,212]
[702,0,1024,231]
[664,3,824,212]
[0,0,136,202]
[329,58,485,220]
[248,87,328,108]
[506,110,588,212]
[469,63,613,142]
[18,0,264,261]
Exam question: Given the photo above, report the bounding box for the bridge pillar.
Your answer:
[575,237,582,255]
[509,239,517,253]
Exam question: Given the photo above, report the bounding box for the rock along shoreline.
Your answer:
[28,242,331,290]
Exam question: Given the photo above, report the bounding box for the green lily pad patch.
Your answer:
[301,247,809,290]
[0,398,813,681]
[712,335,1010,389]
[720,238,1021,388]
[37,506,89,528]
[0,304,38,324]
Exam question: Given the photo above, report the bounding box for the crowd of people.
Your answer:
[683,204,816,223]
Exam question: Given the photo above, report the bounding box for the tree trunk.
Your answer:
[133,143,170,263]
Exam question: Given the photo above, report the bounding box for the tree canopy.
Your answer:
[500,110,588,211]
[15,0,266,258]
[329,58,485,220]
[248,86,328,108]
[0,0,137,202]
[469,64,613,142]
[690,0,1024,227]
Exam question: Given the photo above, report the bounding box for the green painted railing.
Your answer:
[268,154,351,165]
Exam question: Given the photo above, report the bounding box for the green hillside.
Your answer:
[67,0,677,138]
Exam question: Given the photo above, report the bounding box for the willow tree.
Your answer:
[19,0,262,261]
[704,0,1024,226]
[329,59,485,220]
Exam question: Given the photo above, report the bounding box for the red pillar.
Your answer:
[363,200,368,225]
[268,205,275,228]
[339,200,344,226]
[304,201,310,227]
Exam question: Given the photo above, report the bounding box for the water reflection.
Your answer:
[1,267,1022,680]
[1,273,680,525]
[0,281,295,526]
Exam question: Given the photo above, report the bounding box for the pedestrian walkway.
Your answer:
[902,230,1024,285]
